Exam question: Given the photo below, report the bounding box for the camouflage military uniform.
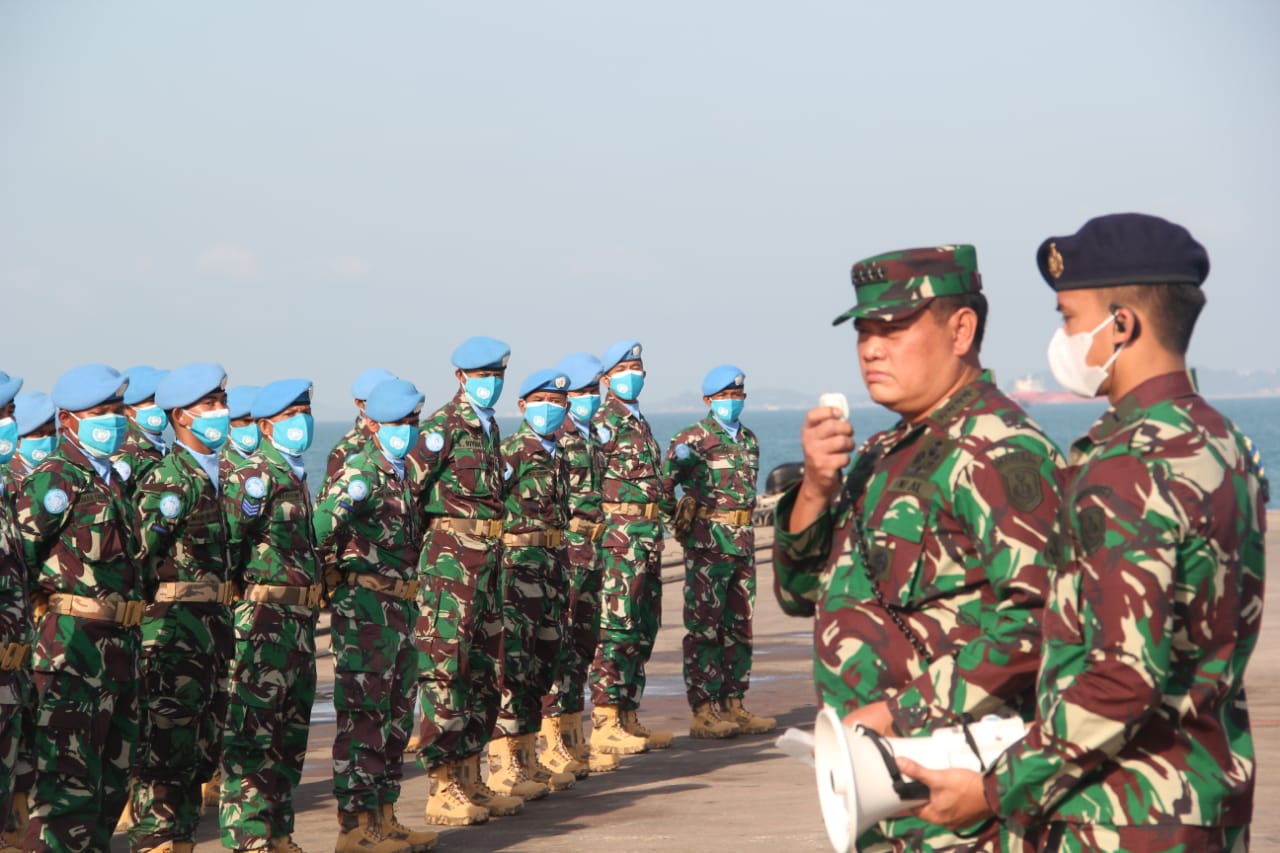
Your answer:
[495,421,569,737]
[774,372,1062,853]
[220,442,321,850]
[313,443,420,817]
[15,442,147,852]
[986,372,1267,851]
[662,414,760,709]
[128,444,233,850]
[115,421,166,501]
[589,396,671,710]
[409,390,506,767]
[323,418,375,486]
[0,467,32,842]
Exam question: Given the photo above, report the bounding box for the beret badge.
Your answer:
[1047,243,1065,280]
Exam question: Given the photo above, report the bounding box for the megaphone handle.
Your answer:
[860,727,931,802]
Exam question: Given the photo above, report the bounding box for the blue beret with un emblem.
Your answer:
[1037,212,1210,292]
[15,392,54,436]
[555,353,603,392]
[155,363,228,411]
[0,371,22,408]
[518,369,569,400]
[351,368,397,401]
[53,364,128,412]
[365,379,425,423]
[122,366,169,405]
[451,337,511,371]
[600,340,643,373]
[251,379,313,419]
[226,385,261,420]
[702,364,746,397]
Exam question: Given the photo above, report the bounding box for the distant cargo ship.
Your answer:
[1008,374,1089,405]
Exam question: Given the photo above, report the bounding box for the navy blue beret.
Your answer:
[156,362,228,410]
[0,371,22,408]
[452,337,511,371]
[1037,213,1209,291]
[15,391,54,435]
[601,340,643,373]
[226,385,261,420]
[556,353,603,391]
[351,368,397,401]
[519,369,570,400]
[365,379,425,423]
[122,366,169,405]
[251,378,313,419]
[702,364,746,396]
[53,364,128,412]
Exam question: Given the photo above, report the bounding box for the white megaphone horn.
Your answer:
[812,706,1027,853]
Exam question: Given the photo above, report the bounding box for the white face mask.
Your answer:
[1047,314,1124,398]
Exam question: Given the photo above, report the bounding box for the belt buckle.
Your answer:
[735,509,751,526]
[402,579,420,600]
[548,530,563,548]
[216,583,234,605]
[119,600,145,628]
[487,519,504,538]
[0,643,17,670]
[306,585,323,608]
[644,503,658,520]
[592,522,606,542]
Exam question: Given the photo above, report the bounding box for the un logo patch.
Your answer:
[159,493,183,519]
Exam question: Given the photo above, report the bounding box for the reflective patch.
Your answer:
[674,443,691,460]
[245,476,267,499]
[425,432,445,453]
[113,460,133,482]
[43,488,69,514]
[159,493,182,519]
[347,478,369,501]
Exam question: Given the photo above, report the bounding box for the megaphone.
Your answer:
[812,706,1027,853]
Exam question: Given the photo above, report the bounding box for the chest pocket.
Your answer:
[270,490,311,547]
[612,441,658,481]
[80,494,129,563]
[452,456,499,497]
[863,492,926,605]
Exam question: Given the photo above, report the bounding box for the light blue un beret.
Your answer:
[15,391,54,435]
[227,385,261,420]
[156,362,228,410]
[519,369,570,400]
[365,379,425,423]
[600,340,643,373]
[351,368,397,401]
[251,379,313,419]
[0,372,23,408]
[451,337,511,371]
[702,364,746,396]
[53,364,128,412]
[122,366,169,405]
[555,353,603,392]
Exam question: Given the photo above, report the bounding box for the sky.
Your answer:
[3,2,1277,418]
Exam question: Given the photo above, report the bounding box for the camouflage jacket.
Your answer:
[988,372,1269,828]
[501,421,569,536]
[593,397,673,546]
[556,417,605,525]
[314,443,420,583]
[0,469,30,684]
[662,414,759,557]
[408,391,506,526]
[773,371,1063,733]
[222,442,320,588]
[115,421,166,500]
[323,417,375,487]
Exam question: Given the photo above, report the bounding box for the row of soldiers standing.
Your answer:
[0,336,775,853]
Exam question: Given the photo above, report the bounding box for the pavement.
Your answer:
[110,513,1280,852]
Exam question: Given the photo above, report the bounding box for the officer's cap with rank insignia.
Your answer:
[1036,212,1210,292]
[832,245,982,326]
[601,340,643,373]
[15,392,54,435]
[351,368,397,401]
[122,366,169,405]
[53,364,128,413]
[227,385,261,420]
[0,371,22,408]
[518,369,570,400]
[452,337,511,371]
[155,363,228,411]
[251,379,313,419]
[365,379,425,423]
[556,353,603,392]
[702,364,746,396]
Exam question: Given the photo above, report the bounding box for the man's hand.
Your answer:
[842,700,894,736]
[787,405,854,532]
[894,758,993,830]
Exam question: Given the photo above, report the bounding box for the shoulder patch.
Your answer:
[994,451,1044,513]
[159,492,183,519]
[43,488,70,514]
[347,478,369,501]
[674,443,692,461]
[596,426,611,444]
[113,460,133,482]
[425,432,445,453]
[245,476,267,499]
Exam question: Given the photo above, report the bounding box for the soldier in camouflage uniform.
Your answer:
[117,366,171,498]
[408,336,511,827]
[314,378,437,853]
[224,385,263,469]
[323,369,397,486]
[589,340,675,756]
[0,372,29,853]
[15,364,148,852]
[488,368,577,799]
[904,215,1269,852]
[219,378,322,853]
[663,364,774,739]
[772,246,1063,853]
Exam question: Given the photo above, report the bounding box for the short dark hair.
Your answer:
[929,291,988,353]
[1097,283,1205,355]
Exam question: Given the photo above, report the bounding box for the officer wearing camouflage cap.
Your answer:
[773,246,1064,852]
[904,214,1268,853]
[0,371,27,853]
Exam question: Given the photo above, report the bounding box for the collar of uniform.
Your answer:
[1089,370,1197,444]
[177,439,222,493]
[604,395,640,422]
[259,440,306,483]
[918,369,994,430]
[514,419,557,456]
[61,438,113,484]
[452,388,491,431]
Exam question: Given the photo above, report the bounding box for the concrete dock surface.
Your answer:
[110,513,1280,852]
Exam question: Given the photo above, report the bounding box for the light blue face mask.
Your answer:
[465,375,504,409]
[524,401,568,437]
[610,369,645,401]
[134,404,168,434]
[270,413,314,455]
[0,417,16,463]
[189,408,230,451]
[379,424,419,459]
[18,435,54,469]
[76,413,129,458]
[711,398,745,424]
[568,393,601,423]
[231,424,260,453]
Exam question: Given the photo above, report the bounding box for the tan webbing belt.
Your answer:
[567,517,606,542]
[0,642,31,671]
[502,529,565,549]
[47,593,145,628]
[344,573,420,601]
[242,583,324,608]
[697,507,754,526]
[153,581,235,605]
[429,516,505,539]
[600,501,660,520]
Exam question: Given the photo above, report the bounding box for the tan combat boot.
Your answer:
[719,696,777,734]
[202,767,221,808]
[690,701,741,739]
[334,810,409,853]
[424,763,489,827]
[518,732,576,791]
[457,753,523,817]
[589,705,649,755]
[379,803,438,852]
[270,835,310,853]
[485,736,549,801]
[539,715,588,780]
[620,708,673,750]
[2,791,28,850]
[559,712,589,762]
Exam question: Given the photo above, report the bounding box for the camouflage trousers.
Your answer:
[542,534,602,717]
[330,584,416,814]
[0,671,28,834]
[495,546,567,737]
[219,602,316,851]
[1012,821,1249,853]
[682,547,756,707]
[589,523,662,709]
[28,617,141,853]
[129,604,231,849]
[415,531,503,768]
